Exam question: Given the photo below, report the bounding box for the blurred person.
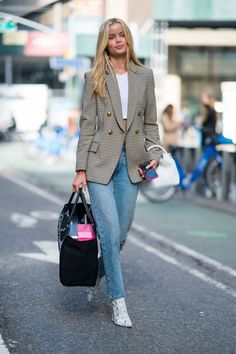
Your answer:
[161,104,181,149]
[38,118,48,137]
[201,93,217,146]
[8,115,16,134]
[67,112,78,138]
[72,17,162,327]
[0,111,17,141]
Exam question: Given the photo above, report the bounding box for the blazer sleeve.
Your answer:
[75,72,97,171]
[143,68,162,161]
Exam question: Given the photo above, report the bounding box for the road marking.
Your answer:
[129,236,236,299]
[0,335,10,354]
[30,210,58,220]
[18,241,59,264]
[0,169,63,205]
[10,211,58,229]
[186,230,227,238]
[1,170,236,290]
[133,223,236,278]
[10,213,37,228]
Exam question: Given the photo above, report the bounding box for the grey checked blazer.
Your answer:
[76,62,162,184]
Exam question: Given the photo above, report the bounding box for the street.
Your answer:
[1,0,236,352]
[0,143,236,354]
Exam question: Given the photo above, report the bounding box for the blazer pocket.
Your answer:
[89,141,99,153]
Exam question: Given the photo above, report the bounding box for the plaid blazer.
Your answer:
[76,62,162,184]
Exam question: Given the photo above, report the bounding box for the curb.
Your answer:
[176,193,236,216]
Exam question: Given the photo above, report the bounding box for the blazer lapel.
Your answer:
[105,63,140,132]
[127,69,139,131]
[105,72,125,131]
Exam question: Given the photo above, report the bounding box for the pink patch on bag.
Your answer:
[77,224,96,241]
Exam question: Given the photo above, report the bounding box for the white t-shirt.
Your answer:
[116,72,128,119]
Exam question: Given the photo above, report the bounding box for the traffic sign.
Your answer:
[49,57,91,70]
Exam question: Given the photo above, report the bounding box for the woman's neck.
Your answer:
[110,57,127,74]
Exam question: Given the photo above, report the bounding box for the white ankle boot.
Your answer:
[86,286,98,302]
[112,297,132,328]
[86,276,101,302]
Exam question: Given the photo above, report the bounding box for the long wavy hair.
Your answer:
[92,18,143,98]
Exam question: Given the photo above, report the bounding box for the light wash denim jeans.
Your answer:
[87,146,140,299]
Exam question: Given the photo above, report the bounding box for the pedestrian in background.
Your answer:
[161,104,181,149]
[72,17,162,328]
[201,93,217,146]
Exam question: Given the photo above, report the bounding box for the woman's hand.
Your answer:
[146,160,159,169]
[139,160,158,178]
[72,170,87,193]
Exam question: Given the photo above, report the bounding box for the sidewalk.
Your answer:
[177,193,236,216]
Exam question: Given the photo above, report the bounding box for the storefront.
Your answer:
[153,0,236,135]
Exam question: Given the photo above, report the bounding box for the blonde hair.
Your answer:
[92,18,143,98]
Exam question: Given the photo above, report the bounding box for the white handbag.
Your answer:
[142,144,180,191]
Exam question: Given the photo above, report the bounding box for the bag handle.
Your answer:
[79,189,95,225]
[67,188,95,226]
[67,191,79,206]
[147,144,168,155]
[67,191,80,224]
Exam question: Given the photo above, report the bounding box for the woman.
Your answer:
[72,18,162,328]
[201,93,217,146]
[161,104,181,149]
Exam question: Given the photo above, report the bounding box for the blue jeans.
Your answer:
[87,146,140,299]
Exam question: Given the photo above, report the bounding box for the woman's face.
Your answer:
[106,23,128,58]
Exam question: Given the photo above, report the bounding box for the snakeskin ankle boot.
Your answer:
[112,297,132,328]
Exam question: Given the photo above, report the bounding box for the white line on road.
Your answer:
[0,169,63,205]
[129,236,236,299]
[30,210,58,220]
[133,223,236,278]
[18,241,59,264]
[1,169,236,297]
[10,212,37,228]
[0,335,10,354]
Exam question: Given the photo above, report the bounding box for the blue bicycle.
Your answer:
[141,134,234,202]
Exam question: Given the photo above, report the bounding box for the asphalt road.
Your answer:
[0,169,236,354]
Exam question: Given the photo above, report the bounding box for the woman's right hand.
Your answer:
[72,170,87,193]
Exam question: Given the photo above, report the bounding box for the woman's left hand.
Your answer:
[146,160,159,169]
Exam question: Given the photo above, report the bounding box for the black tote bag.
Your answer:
[57,188,98,287]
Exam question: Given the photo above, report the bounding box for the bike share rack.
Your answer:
[218,145,236,204]
[175,146,236,205]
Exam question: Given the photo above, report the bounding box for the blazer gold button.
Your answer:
[108,129,113,135]
[135,129,139,134]
[138,111,142,116]
[107,111,112,116]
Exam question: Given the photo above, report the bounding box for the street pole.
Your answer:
[0,11,53,33]
[150,20,168,119]
[4,55,12,85]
